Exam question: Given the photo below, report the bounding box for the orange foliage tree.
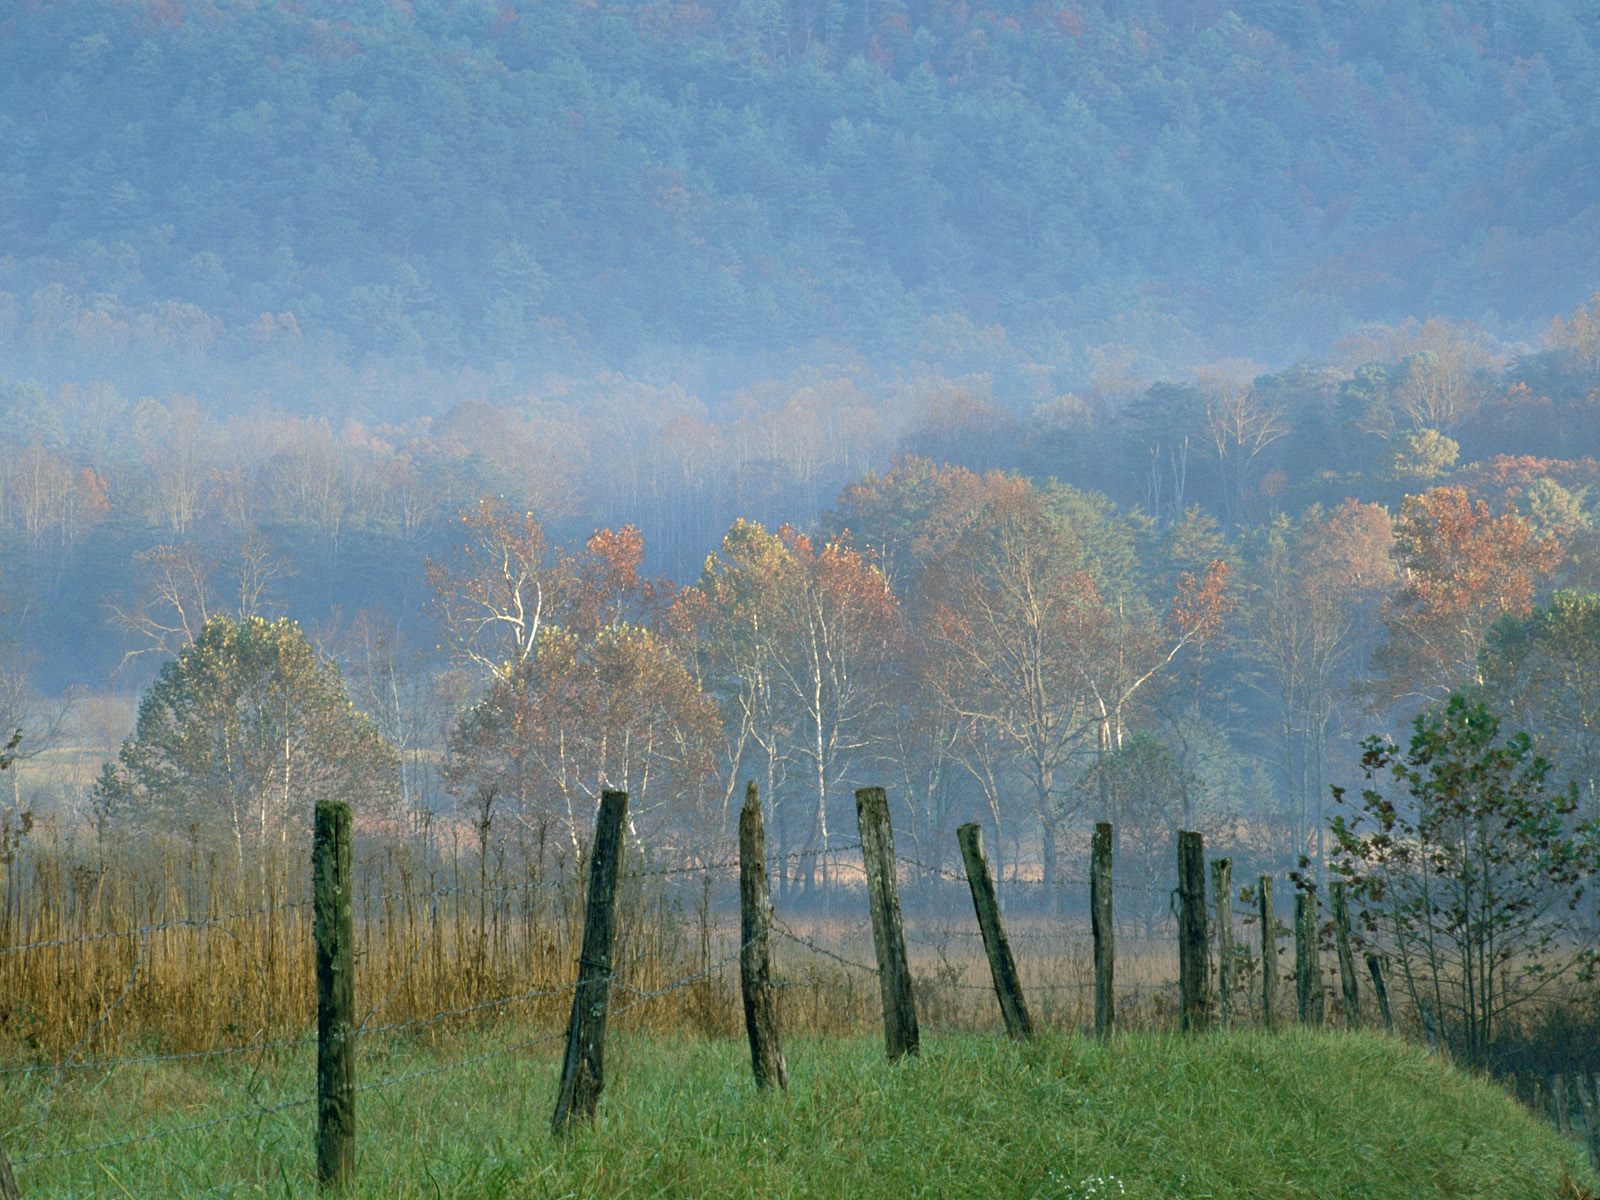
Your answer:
[1373,487,1561,709]
[688,519,901,894]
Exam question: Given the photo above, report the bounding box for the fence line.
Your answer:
[0,803,1452,1196]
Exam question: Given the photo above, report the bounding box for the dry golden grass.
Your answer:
[0,832,1363,1068]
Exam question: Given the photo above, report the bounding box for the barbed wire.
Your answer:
[0,1032,316,1080]
[358,944,751,1097]
[771,921,880,975]
[891,854,1187,901]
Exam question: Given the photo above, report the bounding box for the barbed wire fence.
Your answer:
[0,791,1360,1196]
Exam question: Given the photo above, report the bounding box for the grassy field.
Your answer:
[5,1026,1592,1199]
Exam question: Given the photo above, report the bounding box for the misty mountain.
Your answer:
[3,0,1597,404]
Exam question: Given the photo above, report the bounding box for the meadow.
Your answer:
[4,1028,1591,1198]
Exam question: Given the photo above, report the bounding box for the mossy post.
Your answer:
[856,787,918,1061]
[1365,953,1394,1031]
[739,782,787,1089]
[552,790,627,1134]
[314,800,355,1191]
[957,822,1034,1041]
[1177,831,1209,1033]
[1091,822,1115,1037]
[1330,881,1360,1028]
[1210,857,1234,1028]
[1295,886,1323,1025]
[0,1140,18,1200]
[1258,875,1278,1031]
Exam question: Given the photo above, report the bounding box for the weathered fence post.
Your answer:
[552,790,628,1134]
[314,800,355,1191]
[1091,822,1115,1037]
[1177,831,1210,1033]
[1258,876,1278,1031]
[957,823,1034,1041]
[1365,953,1394,1031]
[1295,886,1323,1025]
[0,1140,18,1200]
[856,787,918,1061]
[1210,857,1234,1028]
[739,782,787,1089]
[1330,881,1359,1028]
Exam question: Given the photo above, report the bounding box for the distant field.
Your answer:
[4,1028,1589,1199]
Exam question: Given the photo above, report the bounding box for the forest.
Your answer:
[2,0,1600,900]
[2,0,1598,406]
[2,296,1599,906]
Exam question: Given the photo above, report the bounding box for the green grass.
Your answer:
[7,1027,1593,1199]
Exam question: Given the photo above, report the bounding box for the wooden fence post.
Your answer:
[856,787,918,1061]
[1295,886,1323,1025]
[1177,831,1209,1033]
[1210,857,1234,1029]
[1258,876,1278,1031]
[1365,953,1394,1031]
[552,790,628,1134]
[739,782,787,1089]
[1330,881,1359,1028]
[314,800,355,1191]
[0,1141,18,1200]
[957,823,1034,1041]
[1091,822,1114,1038]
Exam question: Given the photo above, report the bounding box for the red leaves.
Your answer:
[1393,487,1559,624]
[1171,559,1230,641]
[1375,486,1563,703]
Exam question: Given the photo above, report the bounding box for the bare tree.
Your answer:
[0,658,72,809]
[1200,382,1286,531]
[425,498,570,684]
[112,534,291,668]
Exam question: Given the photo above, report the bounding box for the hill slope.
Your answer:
[12,1027,1593,1197]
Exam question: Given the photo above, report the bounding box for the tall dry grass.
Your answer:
[0,825,724,1063]
[0,823,1376,1068]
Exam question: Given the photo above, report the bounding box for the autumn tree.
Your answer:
[0,442,109,556]
[446,622,720,858]
[1545,291,1600,379]
[779,527,901,890]
[426,498,572,682]
[132,395,210,535]
[678,520,794,854]
[95,616,397,884]
[1240,500,1395,867]
[1373,487,1562,709]
[688,519,900,892]
[442,517,711,858]
[919,476,1107,887]
[1337,318,1502,434]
